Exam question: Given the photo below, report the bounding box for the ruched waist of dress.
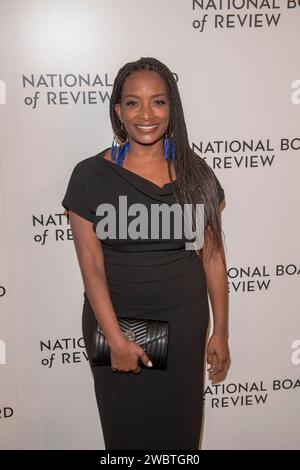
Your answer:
[102,247,202,282]
[84,247,207,313]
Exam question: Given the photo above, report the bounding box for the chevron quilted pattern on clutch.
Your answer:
[91,316,169,370]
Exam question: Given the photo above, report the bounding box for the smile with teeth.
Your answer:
[136,124,158,130]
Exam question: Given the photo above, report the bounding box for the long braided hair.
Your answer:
[109,57,226,267]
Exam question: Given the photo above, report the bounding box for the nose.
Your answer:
[139,101,153,119]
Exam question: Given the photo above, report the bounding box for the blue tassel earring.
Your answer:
[111,136,130,166]
[111,123,130,166]
[164,133,175,161]
[111,135,118,162]
[117,141,130,166]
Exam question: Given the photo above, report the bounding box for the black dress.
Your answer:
[62,147,225,450]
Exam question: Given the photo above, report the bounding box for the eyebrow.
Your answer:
[124,93,167,98]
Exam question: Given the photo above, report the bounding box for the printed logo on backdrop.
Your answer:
[203,376,300,408]
[33,213,73,244]
[0,407,14,419]
[22,72,178,109]
[40,337,88,367]
[23,73,112,109]
[226,263,300,293]
[0,285,6,297]
[192,0,299,33]
[193,138,300,169]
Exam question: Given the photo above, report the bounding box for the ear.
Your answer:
[114,103,122,122]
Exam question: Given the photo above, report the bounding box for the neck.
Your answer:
[127,138,165,165]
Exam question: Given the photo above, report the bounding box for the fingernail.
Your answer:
[148,361,153,367]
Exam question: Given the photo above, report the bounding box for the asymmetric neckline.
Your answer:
[99,147,178,191]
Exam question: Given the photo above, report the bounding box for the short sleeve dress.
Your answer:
[62,147,225,450]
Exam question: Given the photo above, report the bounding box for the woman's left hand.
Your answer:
[206,334,230,380]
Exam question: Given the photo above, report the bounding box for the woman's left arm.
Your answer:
[202,210,230,381]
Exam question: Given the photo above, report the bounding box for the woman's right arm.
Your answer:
[68,210,152,373]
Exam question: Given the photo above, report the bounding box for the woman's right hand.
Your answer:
[110,338,153,374]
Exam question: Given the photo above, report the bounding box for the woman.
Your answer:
[62,57,230,450]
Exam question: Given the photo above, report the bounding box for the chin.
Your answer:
[130,131,166,146]
[132,137,164,147]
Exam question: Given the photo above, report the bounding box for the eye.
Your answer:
[125,100,137,106]
[154,99,166,106]
[125,98,166,106]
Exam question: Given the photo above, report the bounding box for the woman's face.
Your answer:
[114,69,170,146]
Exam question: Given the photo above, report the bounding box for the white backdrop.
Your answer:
[0,0,299,450]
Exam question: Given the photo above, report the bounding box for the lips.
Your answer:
[136,124,159,131]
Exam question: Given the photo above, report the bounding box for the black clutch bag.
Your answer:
[91,317,169,370]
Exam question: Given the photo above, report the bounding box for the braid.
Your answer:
[109,57,226,267]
